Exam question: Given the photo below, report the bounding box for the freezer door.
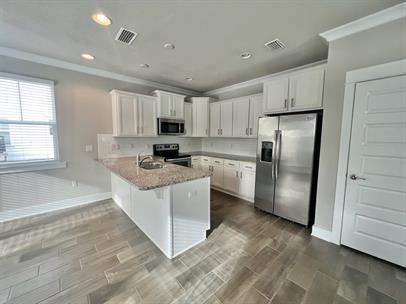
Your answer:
[274,113,317,225]
[254,116,279,213]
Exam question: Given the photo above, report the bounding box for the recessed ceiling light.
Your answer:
[185,77,193,81]
[81,53,95,60]
[163,43,175,50]
[139,63,150,68]
[240,52,252,60]
[92,13,111,26]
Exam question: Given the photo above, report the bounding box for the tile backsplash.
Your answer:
[97,134,258,159]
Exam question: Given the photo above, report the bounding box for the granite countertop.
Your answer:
[188,151,256,163]
[97,157,211,191]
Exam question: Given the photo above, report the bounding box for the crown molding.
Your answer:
[204,59,327,96]
[0,46,200,96]
[320,3,406,42]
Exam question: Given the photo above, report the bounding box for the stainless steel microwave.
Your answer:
[158,118,185,135]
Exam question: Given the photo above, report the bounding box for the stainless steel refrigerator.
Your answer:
[254,112,321,226]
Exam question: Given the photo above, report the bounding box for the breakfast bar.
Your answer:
[98,157,211,259]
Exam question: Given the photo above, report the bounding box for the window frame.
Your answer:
[0,72,65,174]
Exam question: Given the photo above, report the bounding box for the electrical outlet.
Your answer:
[71,180,78,187]
[85,145,93,152]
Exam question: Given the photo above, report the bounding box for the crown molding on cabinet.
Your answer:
[319,2,406,42]
[0,46,200,96]
[204,60,327,96]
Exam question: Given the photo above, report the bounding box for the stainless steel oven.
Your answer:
[158,118,185,135]
[165,156,191,168]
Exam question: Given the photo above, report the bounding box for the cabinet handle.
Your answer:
[291,98,295,107]
[205,129,208,135]
[240,171,242,179]
[245,128,249,136]
[236,170,239,177]
[249,127,252,135]
[217,129,220,135]
[141,126,144,134]
[284,99,288,108]
[221,129,223,135]
[174,109,176,116]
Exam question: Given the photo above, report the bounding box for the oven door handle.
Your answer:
[165,157,191,162]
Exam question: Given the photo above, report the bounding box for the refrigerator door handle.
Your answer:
[271,130,278,180]
[275,130,282,179]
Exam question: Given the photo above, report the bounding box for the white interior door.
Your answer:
[341,75,406,267]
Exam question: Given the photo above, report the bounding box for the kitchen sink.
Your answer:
[139,161,165,170]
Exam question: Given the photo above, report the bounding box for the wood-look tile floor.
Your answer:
[0,190,405,304]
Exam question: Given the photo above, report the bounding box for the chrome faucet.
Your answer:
[137,153,153,166]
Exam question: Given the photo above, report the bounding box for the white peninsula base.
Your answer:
[111,173,210,259]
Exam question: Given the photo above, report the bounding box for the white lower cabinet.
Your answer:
[223,164,240,193]
[196,156,256,201]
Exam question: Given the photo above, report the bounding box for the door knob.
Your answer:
[349,174,366,181]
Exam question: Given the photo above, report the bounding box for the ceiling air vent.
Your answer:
[115,27,138,45]
[264,38,286,50]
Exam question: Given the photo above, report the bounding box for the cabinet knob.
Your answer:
[291,98,295,107]
[284,99,288,108]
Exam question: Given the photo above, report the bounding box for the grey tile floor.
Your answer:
[0,190,405,304]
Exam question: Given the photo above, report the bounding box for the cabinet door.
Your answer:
[220,101,233,137]
[184,102,192,137]
[193,99,209,137]
[263,78,289,113]
[138,96,157,136]
[117,94,137,136]
[211,165,224,188]
[232,97,250,137]
[239,170,256,200]
[159,93,172,117]
[210,102,221,137]
[172,95,185,119]
[223,166,239,193]
[289,68,324,110]
[249,94,263,137]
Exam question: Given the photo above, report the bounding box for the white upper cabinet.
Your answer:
[248,94,263,137]
[191,97,210,137]
[137,95,157,136]
[263,78,289,113]
[111,90,157,137]
[220,101,233,137]
[288,68,324,110]
[183,102,192,137]
[153,90,185,119]
[230,94,263,138]
[211,101,233,137]
[232,97,250,137]
[263,65,325,114]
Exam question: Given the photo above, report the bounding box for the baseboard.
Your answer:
[211,186,254,203]
[0,192,112,223]
[311,225,340,245]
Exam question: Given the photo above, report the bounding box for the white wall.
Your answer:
[201,138,257,157]
[314,17,406,231]
[97,134,201,159]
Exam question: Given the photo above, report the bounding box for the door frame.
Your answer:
[330,59,406,245]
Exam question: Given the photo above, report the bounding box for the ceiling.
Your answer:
[0,0,401,93]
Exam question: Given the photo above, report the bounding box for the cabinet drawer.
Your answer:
[192,156,201,162]
[211,158,224,166]
[240,162,256,172]
[224,159,239,168]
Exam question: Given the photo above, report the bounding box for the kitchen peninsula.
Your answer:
[98,157,211,258]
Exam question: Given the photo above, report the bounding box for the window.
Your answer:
[0,72,60,167]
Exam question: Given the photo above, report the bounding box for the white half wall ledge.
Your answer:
[311,225,340,245]
[0,191,112,223]
[320,2,406,42]
[0,47,200,96]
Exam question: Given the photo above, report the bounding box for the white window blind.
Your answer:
[0,73,58,164]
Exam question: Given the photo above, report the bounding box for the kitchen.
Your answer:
[0,1,405,304]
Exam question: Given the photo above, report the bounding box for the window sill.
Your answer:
[0,160,67,174]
